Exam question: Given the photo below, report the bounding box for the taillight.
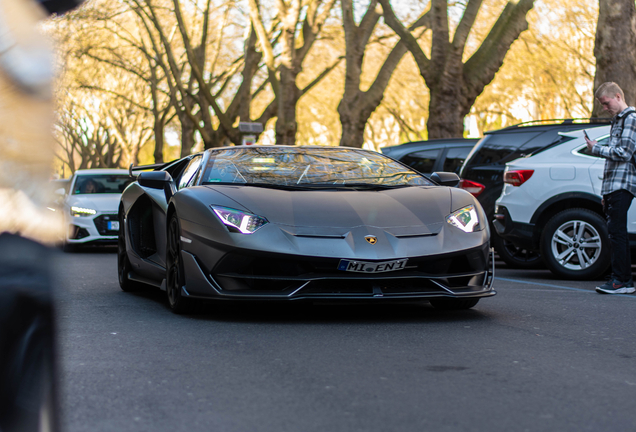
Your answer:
[459,179,486,197]
[504,169,534,186]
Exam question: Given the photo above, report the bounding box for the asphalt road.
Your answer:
[54,248,636,432]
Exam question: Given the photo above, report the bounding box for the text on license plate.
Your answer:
[108,221,120,231]
[337,258,408,273]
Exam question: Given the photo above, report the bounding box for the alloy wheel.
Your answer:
[549,219,602,271]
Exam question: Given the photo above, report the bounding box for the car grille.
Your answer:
[210,244,491,296]
[93,214,119,236]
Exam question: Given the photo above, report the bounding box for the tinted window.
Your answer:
[513,130,572,162]
[464,132,541,168]
[578,136,610,157]
[400,149,440,174]
[442,147,471,173]
[527,135,575,156]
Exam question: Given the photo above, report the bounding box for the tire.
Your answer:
[166,214,194,314]
[492,232,543,269]
[540,208,610,280]
[117,209,145,292]
[429,298,479,310]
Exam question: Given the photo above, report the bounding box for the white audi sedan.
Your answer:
[57,169,132,251]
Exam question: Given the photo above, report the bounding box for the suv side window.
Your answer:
[464,132,541,167]
[577,136,610,157]
[401,149,440,174]
[443,146,472,173]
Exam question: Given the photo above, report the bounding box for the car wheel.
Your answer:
[117,209,145,292]
[429,298,479,310]
[492,232,543,269]
[166,214,193,314]
[540,208,610,280]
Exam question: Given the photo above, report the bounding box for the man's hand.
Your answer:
[585,136,597,152]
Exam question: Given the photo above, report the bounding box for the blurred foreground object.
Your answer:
[0,0,84,431]
[0,234,58,432]
[0,0,63,242]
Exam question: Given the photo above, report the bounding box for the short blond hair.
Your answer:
[596,82,625,100]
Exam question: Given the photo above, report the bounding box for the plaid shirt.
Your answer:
[591,106,636,197]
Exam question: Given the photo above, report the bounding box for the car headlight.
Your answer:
[71,206,97,217]
[446,205,480,232]
[211,205,268,234]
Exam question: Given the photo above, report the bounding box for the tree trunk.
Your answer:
[592,0,636,116]
[380,0,534,138]
[249,0,337,146]
[339,105,368,148]
[338,0,430,147]
[180,115,194,157]
[426,57,467,138]
[154,121,164,163]
[275,67,299,145]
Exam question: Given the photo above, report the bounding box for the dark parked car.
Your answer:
[458,118,611,268]
[381,138,478,177]
[118,146,495,314]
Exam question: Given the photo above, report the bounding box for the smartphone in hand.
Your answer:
[583,130,590,140]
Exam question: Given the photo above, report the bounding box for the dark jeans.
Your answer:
[604,190,634,282]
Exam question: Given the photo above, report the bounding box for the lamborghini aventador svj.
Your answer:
[118,146,495,313]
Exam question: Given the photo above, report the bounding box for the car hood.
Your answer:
[208,185,452,236]
[66,194,121,213]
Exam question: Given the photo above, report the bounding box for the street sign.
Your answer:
[238,122,263,133]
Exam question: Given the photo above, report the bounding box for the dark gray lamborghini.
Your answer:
[118,146,495,313]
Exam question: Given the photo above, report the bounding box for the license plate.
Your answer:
[108,221,120,231]
[337,258,408,273]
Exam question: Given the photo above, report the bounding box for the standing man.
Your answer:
[586,82,636,294]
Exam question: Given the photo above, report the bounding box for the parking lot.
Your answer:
[55,248,636,432]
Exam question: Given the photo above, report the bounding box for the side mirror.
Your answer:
[138,171,172,189]
[54,188,66,196]
[430,172,460,187]
[137,171,176,202]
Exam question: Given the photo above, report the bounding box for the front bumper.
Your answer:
[493,206,536,250]
[66,213,119,244]
[180,244,496,301]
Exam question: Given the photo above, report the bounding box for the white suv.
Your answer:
[493,125,636,280]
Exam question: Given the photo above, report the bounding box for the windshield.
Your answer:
[72,174,132,195]
[201,147,432,187]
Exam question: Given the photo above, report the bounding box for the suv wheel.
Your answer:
[492,233,543,269]
[540,208,610,280]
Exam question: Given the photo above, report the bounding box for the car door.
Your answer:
[130,155,203,272]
